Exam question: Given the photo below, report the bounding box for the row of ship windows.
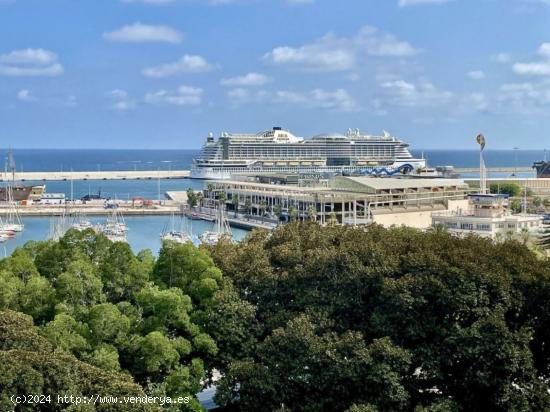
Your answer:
[226,150,396,157]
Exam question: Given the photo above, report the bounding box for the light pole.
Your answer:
[513,147,519,177]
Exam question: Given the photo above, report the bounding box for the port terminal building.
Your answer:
[206,176,471,229]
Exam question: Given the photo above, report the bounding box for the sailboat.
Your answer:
[199,203,232,245]
[49,214,69,241]
[0,216,15,242]
[98,206,128,242]
[71,210,93,231]
[1,150,24,233]
[1,184,24,232]
[161,212,193,244]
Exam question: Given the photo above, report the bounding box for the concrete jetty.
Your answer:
[455,166,534,174]
[0,170,190,182]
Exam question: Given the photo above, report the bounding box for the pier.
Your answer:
[455,166,533,174]
[0,170,190,182]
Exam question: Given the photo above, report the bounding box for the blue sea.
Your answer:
[0,148,546,256]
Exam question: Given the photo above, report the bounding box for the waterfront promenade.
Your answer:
[1,170,190,182]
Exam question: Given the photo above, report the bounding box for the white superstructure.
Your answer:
[191,127,426,179]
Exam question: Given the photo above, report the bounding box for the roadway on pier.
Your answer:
[1,170,190,182]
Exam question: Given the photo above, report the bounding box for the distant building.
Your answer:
[432,194,543,239]
[40,193,66,205]
[0,185,45,202]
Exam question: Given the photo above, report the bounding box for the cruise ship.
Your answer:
[191,127,426,179]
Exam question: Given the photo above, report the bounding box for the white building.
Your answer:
[432,194,543,239]
[39,193,66,205]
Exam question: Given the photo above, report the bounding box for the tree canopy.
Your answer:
[206,222,550,411]
[3,222,550,411]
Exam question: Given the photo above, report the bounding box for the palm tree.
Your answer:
[218,191,227,206]
[520,227,530,245]
[273,203,283,222]
[206,183,214,207]
[244,198,252,217]
[259,200,268,222]
[186,188,197,209]
[231,195,239,217]
[307,205,317,222]
[196,192,204,211]
[289,205,298,222]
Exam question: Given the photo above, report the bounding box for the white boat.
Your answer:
[161,213,193,244]
[71,211,94,231]
[1,151,24,233]
[200,203,232,245]
[98,207,128,243]
[1,185,24,233]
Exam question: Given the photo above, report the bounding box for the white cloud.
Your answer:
[103,23,183,44]
[464,92,489,112]
[110,89,129,99]
[380,79,453,107]
[264,38,355,72]
[276,88,358,111]
[513,62,550,76]
[467,70,485,80]
[398,0,453,6]
[0,48,63,77]
[142,54,214,77]
[492,53,511,63]
[225,86,357,111]
[17,89,37,102]
[498,81,550,108]
[226,88,269,104]
[145,85,203,105]
[512,43,550,76]
[263,26,418,72]
[220,72,272,87]
[109,89,136,111]
[355,26,419,56]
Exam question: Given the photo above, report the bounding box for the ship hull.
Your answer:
[190,159,426,180]
[534,161,550,178]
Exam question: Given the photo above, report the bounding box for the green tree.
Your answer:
[490,182,521,197]
[99,242,149,301]
[153,241,222,305]
[0,310,153,412]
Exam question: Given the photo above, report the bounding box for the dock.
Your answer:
[0,204,182,217]
[455,166,534,174]
[0,170,190,182]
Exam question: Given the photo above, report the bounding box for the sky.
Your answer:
[1,0,550,150]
